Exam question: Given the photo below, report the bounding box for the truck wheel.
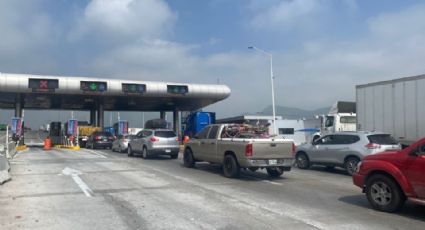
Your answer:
[183,149,195,168]
[142,147,150,159]
[344,157,360,176]
[223,155,240,178]
[366,174,405,212]
[127,145,134,157]
[267,167,284,177]
[296,152,310,169]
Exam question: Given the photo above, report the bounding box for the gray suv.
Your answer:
[295,132,400,175]
[127,129,179,159]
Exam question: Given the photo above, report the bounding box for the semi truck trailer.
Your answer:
[356,74,425,146]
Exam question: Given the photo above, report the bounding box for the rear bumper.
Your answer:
[149,147,179,156]
[353,173,366,191]
[241,158,295,168]
[94,142,113,148]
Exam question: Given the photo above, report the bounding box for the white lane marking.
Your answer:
[84,149,108,158]
[262,180,282,185]
[62,167,94,197]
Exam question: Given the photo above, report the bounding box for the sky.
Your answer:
[1,0,425,127]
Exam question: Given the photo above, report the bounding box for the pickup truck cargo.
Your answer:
[356,74,425,146]
[183,124,295,178]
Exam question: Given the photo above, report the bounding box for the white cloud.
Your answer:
[250,0,325,30]
[69,0,176,42]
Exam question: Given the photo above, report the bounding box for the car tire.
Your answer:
[183,148,195,168]
[366,174,405,212]
[170,153,178,159]
[223,154,240,178]
[344,157,360,176]
[127,145,134,157]
[142,147,149,159]
[267,167,284,178]
[296,152,310,169]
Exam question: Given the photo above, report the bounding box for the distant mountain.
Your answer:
[258,105,330,119]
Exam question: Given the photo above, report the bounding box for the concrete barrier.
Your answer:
[0,154,11,184]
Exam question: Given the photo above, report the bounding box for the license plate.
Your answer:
[269,159,277,165]
[103,138,107,141]
[165,149,171,153]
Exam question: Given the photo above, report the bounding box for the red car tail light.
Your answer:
[245,144,253,157]
[175,137,180,142]
[292,143,296,156]
[150,137,159,142]
[365,143,380,149]
[95,136,102,140]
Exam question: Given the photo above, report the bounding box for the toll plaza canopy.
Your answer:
[0,72,231,129]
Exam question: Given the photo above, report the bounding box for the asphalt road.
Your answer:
[0,147,424,230]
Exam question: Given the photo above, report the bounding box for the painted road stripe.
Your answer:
[84,149,108,158]
[62,167,94,197]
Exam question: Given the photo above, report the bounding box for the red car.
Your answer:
[353,137,425,212]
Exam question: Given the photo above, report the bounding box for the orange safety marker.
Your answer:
[44,137,52,151]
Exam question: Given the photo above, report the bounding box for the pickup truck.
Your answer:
[183,124,295,178]
[353,137,425,212]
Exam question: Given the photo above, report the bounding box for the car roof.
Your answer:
[326,131,390,136]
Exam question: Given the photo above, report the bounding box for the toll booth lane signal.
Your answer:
[167,85,188,95]
[80,81,107,93]
[28,78,59,93]
[122,83,146,95]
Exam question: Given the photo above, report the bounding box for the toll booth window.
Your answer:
[279,128,294,135]
[122,83,146,94]
[167,85,188,94]
[80,81,107,92]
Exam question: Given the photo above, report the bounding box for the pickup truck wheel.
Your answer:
[267,167,284,177]
[366,174,405,212]
[127,145,134,157]
[344,157,360,176]
[223,155,240,178]
[296,152,310,169]
[183,149,195,168]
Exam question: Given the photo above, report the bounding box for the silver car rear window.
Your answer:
[155,131,176,138]
[367,134,398,145]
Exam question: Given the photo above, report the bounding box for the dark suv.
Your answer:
[86,131,115,149]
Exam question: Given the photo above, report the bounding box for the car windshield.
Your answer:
[155,130,176,138]
[368,134,398,145]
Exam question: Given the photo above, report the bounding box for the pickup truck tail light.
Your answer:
[292,143,296,156]
[245,144,253,157]
[365,143,380,149]
[150,137,159,142]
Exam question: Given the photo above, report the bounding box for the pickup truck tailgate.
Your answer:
[252,140,293,159]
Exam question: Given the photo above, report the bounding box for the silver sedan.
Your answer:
[112,135,135,153]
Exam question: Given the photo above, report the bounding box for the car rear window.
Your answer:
[155,131,176,138]
[367,134,398,145]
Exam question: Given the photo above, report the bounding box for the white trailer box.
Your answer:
[356,74,425,146]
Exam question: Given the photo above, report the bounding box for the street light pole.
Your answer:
[248,46,277,136]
